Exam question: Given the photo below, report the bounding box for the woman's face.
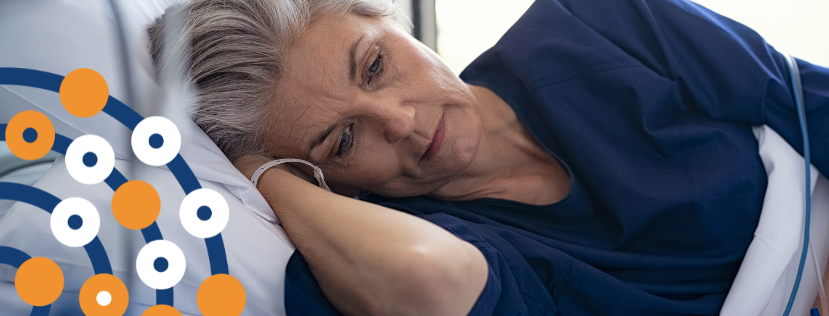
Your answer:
[266,13,481,197]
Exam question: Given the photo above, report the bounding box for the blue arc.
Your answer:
[30,306,50,316]
[1,67,232,309]
[0,129,162,241]
[0,247,54,316]
[0,183,112,274]
[0,128,129,191]
[0,68,205,203]
[0,246,32,268]
[0,182,61,213]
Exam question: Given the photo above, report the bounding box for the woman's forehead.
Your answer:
[282,14,382,88]
[273,16,368,114]
[269,14,386,157]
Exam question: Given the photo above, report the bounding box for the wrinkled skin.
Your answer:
[265,13,482,197]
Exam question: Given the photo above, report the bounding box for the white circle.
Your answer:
[96,291,112,306]
[65,134,115,185]
[180,188,229,238]
[50,197,100,247]
[136,240,186,290]
[131,116,181,166]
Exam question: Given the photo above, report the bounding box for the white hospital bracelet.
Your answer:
[249,158,330,192]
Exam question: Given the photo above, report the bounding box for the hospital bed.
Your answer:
[0,1,827,315]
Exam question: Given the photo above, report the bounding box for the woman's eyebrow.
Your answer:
[308,124,337,158]
[349,35,365,83]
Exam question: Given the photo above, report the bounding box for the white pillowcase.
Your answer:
[721,126,829,316]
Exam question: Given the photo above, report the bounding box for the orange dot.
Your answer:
[15,257,64,306]
[79,274,129,316]
[141,305,182,316]
[112,180,161,230]
[5,110,55,160]
[197,274,246,316]
[59,68,109,118]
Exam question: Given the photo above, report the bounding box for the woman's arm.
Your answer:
[234,156,488,316]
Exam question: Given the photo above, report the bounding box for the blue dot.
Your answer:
[22,128,38,143]
[154,257,169,273]
[82,152,98,167]
[68,214,83,230]
[149,134,164,149]
[197,206,212,221]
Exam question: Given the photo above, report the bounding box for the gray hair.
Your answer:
[147,0,400,160]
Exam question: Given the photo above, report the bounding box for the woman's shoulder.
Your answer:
[461,0,647,84]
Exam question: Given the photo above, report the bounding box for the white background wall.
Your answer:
[691,0,829,67]
[435,0,829,74]
[436,0,534,73]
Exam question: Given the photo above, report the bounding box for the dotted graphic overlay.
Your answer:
[0,67,245,315]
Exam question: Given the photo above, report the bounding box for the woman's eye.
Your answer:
[336,124,353,157]
[366,54,382,84]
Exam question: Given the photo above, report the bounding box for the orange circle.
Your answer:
[59,68,109,118]
[15,257,64,306]
[141,305,182,316]
[5,110,55,160]
[79,274,129,316]
[197,274,246,316]
[112,180,161,230]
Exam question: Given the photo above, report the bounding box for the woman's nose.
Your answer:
[359,96,415,144]
[381,103,415,144]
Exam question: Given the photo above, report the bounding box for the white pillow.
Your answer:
[0,0,294,315]
[721,126,829,316]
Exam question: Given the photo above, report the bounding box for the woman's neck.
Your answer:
[431,85,570,205]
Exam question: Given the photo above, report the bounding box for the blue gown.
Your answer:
[284,0,829,314]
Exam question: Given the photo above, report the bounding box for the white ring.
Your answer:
[50,197,100,247]
[131,116,181,166]
[136,240,186,290]
[180,188,229,238]
[65,135,115,185]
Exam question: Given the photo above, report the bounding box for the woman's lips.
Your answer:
[421,115,445,161]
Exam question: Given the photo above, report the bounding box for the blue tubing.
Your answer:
[781,52,811,316]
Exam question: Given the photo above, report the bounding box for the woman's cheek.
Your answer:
[355,164,400,188]
[331,157,401,190]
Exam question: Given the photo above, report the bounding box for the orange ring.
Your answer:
[5,110,55,160]
[79,274,129,316]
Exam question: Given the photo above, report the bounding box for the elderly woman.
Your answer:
[148,0,829,314]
